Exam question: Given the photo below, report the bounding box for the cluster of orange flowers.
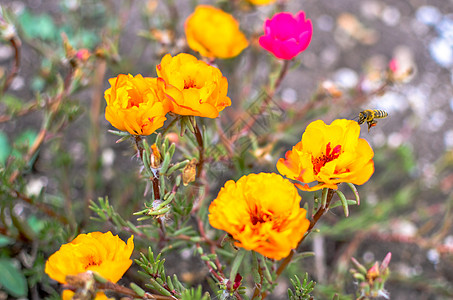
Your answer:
[209,120,374,260]
[105,53,231,136]
[104,5,252,136]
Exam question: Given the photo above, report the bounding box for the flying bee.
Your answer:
[357,109,388,132]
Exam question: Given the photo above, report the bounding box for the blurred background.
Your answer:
[0,0,452,299]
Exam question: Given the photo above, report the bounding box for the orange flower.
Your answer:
[45,232,134,284]
[209,173,309,260]
[277,119,374,191]
[247,0,276,5]
[156,53,231,118]
[185,5,249,59]
[104,74,171,135]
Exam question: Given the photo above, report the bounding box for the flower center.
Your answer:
[250,206,271,225]
[125,88,144,109]
[84,255,102,269]
[184,77,196,89]
[311,142,342,175]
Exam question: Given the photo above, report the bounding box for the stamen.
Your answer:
[312,142,342,175]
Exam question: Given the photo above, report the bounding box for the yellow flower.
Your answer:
[185,5,249,59]
[277,119,374,191]
[104,74,171,135]
[45,232,134,284]
[247,0,276,5]
[209,173,310,260]
[156,53,231,118]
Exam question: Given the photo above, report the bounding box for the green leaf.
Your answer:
[18,10,57,41]
[11,129,38,155]
[31,76,46,92]
[329,199,357,209]
[10,129,39,170]
[27,215,46,234]
[0,131,11,165]
[335,190,349,217]
[229,249,246,284]
[0,235,14,247]
[0,259,28,298]
[346,182,360,205]
[78,30,99,48]
[1,94,24,114]
[14,129,38,149]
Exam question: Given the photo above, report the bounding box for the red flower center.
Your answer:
[311,142,342,175]
[184,78,196,89]
[250,206,271,225]
[84,255,102,269]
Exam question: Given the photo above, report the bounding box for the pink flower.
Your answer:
[259,11,313,60]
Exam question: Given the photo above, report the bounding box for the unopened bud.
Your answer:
[380,252,392,271]
[65,272,96,300]
[233,273,243,290]
[388,58,414,82]
[321,80,342,98]
[61,32,76,59]
[150,29,174,45]
[366,262,380,283]
[182,158,197,186]
[166,132,179,145]
[388,59,398,73]
[150,144,162,169]
[76,49,91,62]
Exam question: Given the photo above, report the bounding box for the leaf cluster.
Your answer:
[135,246,190,298]
[288,274,316,300]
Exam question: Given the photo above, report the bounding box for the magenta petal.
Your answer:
[269,13,298,39]
[277,39,302,60]
[259,35,274,52]
[263,19,273,35]
[262,39,297,60]
[297,31,312,51]
[297,18,313,37]
[260,37,284,59]
[295,11,307,25]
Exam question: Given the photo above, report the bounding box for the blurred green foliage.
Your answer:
[0,258,28,297]
[18,8,100,47]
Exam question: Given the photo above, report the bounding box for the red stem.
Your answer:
[135,136,161,200]
[193,122,204,178]
[2,37,21,93]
